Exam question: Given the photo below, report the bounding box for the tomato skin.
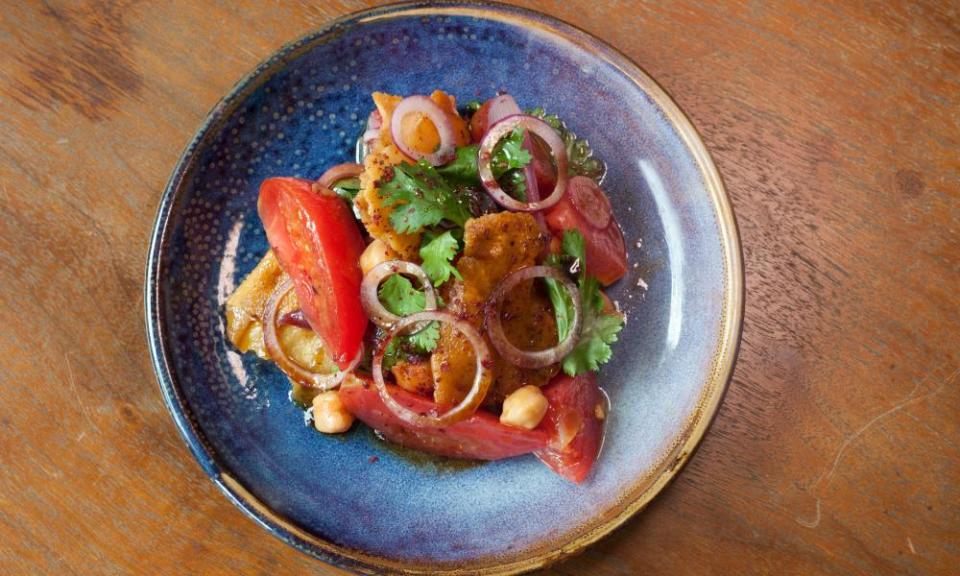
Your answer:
[258,177,368,369]
[339,377,549,460]
[535,373,605,484]
[545,177,627,286]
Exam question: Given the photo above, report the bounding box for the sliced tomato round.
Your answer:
[568,175,612,229]
[258,177,368,369]
[534,372,606,484]
[545,176,627,286]
[339,377,549,460]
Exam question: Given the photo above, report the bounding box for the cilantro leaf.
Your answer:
[579,275,606,315]
[381,337,403,370]
[544,272,574,341]
[436,145,482,186]
[437,134,529,187]
[562,313,622,374]
[376,275,441,357]
[562,229,586,275]
[331,176,361,202]
[498,169,527,201]
[379,160,471,233]
[492,128,532,171]
[419,230,462,286]
[406,321,440,353]
[378,274,426,316]
[544,230,624,376]
[435,128,530,202]
[490,128,531,201]
[527,107,606,182]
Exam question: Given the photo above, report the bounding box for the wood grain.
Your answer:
[0,1,957,574]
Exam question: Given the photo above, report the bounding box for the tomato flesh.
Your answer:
[545,176,627,286]
[339,377,549,460]
[535,372,606,484]
[258,177,368,369]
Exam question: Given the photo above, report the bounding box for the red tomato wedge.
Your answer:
[258,177,368,369]
[545,176,627,286]
[339,377,549,460]
[535,373,606,484]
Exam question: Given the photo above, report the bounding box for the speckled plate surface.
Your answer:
[145,2,743,574]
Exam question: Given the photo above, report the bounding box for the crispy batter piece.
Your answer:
[224,250,337,374]
[430,212,557,407]
[391,357,435,398]
[355,91,470,258]
[225,250,286,359]
[356,142,422,258]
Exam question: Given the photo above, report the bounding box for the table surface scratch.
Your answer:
[0,1,957,574]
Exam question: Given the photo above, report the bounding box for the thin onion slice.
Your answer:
[520,132,549,235]
[372,310,493,427]
[364,109,382,143]
[485,266,582,368]
[390,95,457,166]
[478,114,569,212]
[360,260,437,329]
[358,110,383,163]
[278,309,310,329]
[317,163,363,189]
[263,278,361,390]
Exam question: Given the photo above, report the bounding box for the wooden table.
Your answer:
[1,1,957,574]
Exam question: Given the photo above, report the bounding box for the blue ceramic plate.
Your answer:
[146,2,742,574]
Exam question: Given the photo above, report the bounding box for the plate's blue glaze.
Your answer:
[146,2,742,574]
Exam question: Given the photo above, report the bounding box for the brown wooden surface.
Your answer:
[1,1,957,574]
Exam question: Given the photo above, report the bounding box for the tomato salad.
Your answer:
[225,91,628,483]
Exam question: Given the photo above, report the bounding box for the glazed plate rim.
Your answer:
[144,2,744,575]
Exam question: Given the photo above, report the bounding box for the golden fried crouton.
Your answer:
[356,91,470,258]
[431,212,557,406]
[356,142,422,258]
[224,251,337,374]
[391,357,435,398]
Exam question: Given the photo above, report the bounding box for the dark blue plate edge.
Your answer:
[143,2,745,575]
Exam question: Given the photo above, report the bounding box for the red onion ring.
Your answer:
[360,260,437,329]
[278,309,311,329]
[362,128,380,148]
[390,96,457,166]
[362,110,382,149]
[568,175,612,229]
[263,278,361,390]
[478,115,569,212]
[484,94,522,125]
[372,310,493,427]
[520,132,549,235]
[317,163,363,189]
[485,266,582,368]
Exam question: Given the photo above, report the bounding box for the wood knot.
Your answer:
[895,169,924,198]
[7,1,144,121]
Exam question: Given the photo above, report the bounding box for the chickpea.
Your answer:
[500,385,549,430]
[594,401,607,421]
[360,238,398,275]
[311,391,355,434]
